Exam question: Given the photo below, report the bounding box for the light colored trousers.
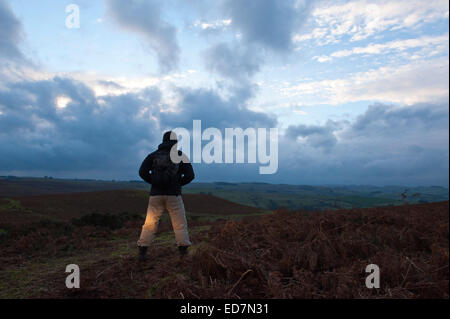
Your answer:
[137,195,191,247]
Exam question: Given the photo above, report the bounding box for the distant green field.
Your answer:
[1,176,448,211]
[183,182,449,211]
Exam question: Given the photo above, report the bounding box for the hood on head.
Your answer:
[163,131,177,143]
[159,131,178,150]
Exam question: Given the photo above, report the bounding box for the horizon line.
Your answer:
[0,175,448,190]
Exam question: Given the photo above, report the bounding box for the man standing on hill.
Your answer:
[137,131,195,262]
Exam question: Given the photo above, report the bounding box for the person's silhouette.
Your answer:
[137,131,195,261]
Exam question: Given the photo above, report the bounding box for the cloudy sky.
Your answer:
[0,0,448,186]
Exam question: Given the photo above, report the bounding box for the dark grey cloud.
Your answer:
[97,80,124,90]
[277,102,449,186]
[350,102,448,136]
[165,101,448,186]
[107,0,180,73]
[223,0,313,52]
[160,85,276,129]
[0,75,276,179]
[204,42,262,81]
[286,120,342,150]
[0,0,24,61]
[201,0,314,88]
[0,77,161,177]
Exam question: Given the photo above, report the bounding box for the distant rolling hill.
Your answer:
[1,176,448,211]
[0,176,148,197]
[0,190,266,226]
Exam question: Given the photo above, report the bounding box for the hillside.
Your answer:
[1,177,448,211]
[184,182,449,210]
[0,176,148,197]
[0,190,265,227]
[0,193,447,298]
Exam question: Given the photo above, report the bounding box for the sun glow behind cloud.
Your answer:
[55,96,72,109]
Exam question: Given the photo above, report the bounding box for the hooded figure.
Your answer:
[137,131,195,261]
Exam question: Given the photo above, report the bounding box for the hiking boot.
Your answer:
[178,245,189,257]
[138,246,148,262]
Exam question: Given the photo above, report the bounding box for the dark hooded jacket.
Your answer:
[139,138,195,196]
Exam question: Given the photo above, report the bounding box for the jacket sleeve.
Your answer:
[139,154,153,184]
[180,161,195,186]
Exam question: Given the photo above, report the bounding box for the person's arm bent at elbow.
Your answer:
[139,154,153,184]
[180,162,195,186]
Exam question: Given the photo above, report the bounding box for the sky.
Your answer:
[0,0,449,186]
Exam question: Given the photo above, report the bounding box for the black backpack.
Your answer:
[151,151,180,189]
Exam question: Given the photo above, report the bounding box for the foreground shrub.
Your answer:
[72,212,141,230]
